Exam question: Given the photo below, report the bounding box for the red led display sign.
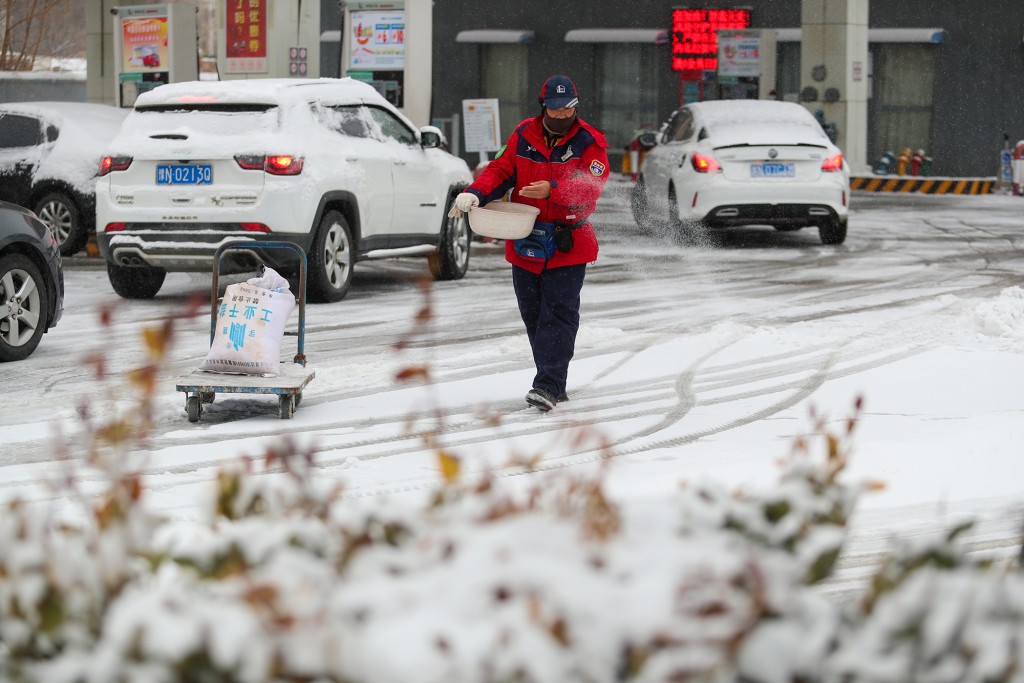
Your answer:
[671,8,751,73]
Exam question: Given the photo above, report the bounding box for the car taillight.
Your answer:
[105,223,127,232]
[99,156,132,176]
[822,153,843,172]
[266,155,303,175]
[240,223,271,232]
[691,153,721,173]
[234,155,304,175]
[234,155,265,170]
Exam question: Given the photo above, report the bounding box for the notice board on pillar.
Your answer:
[461,99,501,154]
[348,9,406,107]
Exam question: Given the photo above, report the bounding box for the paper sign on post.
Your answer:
[462,99,502,155]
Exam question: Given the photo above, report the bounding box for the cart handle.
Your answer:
[211,240,308,367]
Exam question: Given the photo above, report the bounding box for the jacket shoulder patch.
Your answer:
[589,160,607,176]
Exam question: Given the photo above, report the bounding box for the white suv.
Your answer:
[96,78,473,302]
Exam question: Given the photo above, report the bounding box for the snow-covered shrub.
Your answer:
[2,302,1022,683]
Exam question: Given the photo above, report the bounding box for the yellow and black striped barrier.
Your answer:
[851,176,995,195]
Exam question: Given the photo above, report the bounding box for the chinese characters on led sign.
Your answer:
[671,8,751,73]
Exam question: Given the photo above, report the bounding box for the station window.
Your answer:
[869,44,936,161]
[482,44,528,140]
[596,44,660,150]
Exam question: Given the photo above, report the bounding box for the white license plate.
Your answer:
[751,162,795,178]
[156,164,213,185]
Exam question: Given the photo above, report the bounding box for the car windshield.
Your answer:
[123,104,280,136]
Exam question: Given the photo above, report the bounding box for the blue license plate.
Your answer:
[751,162,795,178]
[156,164,213,185]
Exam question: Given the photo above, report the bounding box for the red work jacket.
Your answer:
[467,115,610,273]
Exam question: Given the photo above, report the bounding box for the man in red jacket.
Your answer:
[449,75,610,411]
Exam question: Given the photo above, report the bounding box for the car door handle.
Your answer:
[393,160,407,166]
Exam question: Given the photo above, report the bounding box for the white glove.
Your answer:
[448,192,479,218]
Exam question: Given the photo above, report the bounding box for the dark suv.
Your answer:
[0,102,128,256]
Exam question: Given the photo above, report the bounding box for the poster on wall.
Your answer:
[350,10,406,70]
[461,99,501,154]
[121,16,168,72]
[717,31,761,77]
[225,0,267,73]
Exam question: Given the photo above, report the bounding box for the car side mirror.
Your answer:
[46,125,59,142]
[419,125,444,149]
[637,132,657,149]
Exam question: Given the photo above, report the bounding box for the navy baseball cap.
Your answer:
[539,75,579,109]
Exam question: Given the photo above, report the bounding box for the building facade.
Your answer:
[423,1,1023,177]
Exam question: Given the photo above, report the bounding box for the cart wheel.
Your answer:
[294,392,302,408]
[187,395,202,423]
[201,391,216,404]
[279,395,295,419]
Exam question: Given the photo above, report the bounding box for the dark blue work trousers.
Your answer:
[511,263,587,397]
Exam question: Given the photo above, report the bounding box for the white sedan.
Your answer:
[632,100,850,245]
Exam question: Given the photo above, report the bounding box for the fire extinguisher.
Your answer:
[629,136,642,182]
[874,151,895,175]
[910,149,924,176]
[897,148,912,176]
[1013,141,1024,196]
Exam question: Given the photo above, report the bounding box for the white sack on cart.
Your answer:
[200,268,296,376]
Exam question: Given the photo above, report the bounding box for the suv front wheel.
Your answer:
[308,210,354,303]
[429,194,470,281]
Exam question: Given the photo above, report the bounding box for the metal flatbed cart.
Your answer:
[175,241,315,422]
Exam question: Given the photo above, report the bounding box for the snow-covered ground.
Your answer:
[2,181,1023,598]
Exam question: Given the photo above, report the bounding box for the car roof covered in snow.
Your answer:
[132,77,387,109]
[0,101,128,134]
[0,101,130,193]
[689,100,832,148]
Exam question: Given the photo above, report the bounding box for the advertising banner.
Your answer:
[225,0,267,73]
[121,16,168,72]
[350,10,405,70]
[717,32,761,77]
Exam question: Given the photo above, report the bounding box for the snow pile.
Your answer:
[2,405,1022,682]
[970,286,1024,341]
